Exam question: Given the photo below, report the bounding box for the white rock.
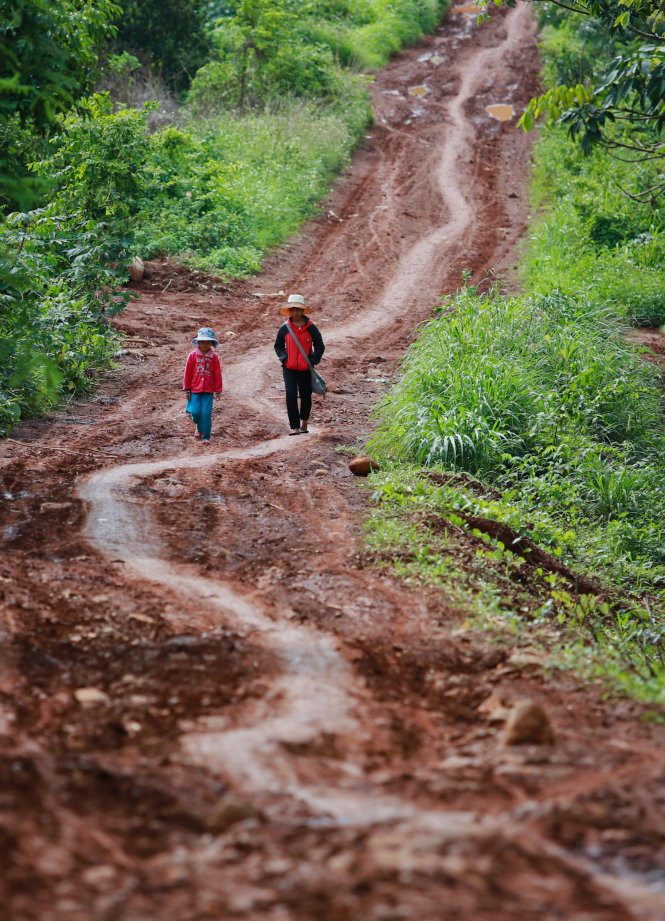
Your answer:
[129,256,144,282]
[74,687,110,705]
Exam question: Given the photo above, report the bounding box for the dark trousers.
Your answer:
[282,367,312,429]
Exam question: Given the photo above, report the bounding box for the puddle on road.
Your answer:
[408,85,430,97]
[418,52,444,65]
[453,2,479,13]
[486,103,515,121]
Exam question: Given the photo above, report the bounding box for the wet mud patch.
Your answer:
[135,457,356,582]
[544,780,665,878]
[486,103,515,121]
[14,622,270,753]
[351,636,504,713]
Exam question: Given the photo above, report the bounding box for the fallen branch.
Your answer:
[430,510,605,598]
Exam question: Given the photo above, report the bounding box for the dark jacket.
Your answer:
[274,319,324,371]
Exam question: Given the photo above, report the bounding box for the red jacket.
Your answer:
[183,348,223,393]
[275,319,324,371]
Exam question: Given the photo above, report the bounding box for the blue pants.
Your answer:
[186,392,214,439]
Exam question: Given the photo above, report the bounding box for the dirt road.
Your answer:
[2,6,665,920]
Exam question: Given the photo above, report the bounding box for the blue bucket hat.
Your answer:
[192,327,218,347]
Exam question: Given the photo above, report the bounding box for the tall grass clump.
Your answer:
[369,287,665,584]
[338,0,448,70]
[133,97,367,275]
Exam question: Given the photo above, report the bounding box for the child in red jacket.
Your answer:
[183,328,223,443]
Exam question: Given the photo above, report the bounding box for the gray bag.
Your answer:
[284,324,327,395]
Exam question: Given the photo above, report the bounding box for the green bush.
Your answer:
[35,94,153,237]
[189,0,449,112]
[0,209,127,434]
[133,98,367,275]
[110,0,212,91]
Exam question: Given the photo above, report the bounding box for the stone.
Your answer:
[478,691,511,724]
[348,455,380,477]
[40,502,72,512]
[501,699,554,746]
[206,797,263,833]
[74,687,110,706]
[506,649,547,672]
[129,256,144,282]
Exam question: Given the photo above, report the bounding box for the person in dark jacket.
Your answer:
[274,294,325,435]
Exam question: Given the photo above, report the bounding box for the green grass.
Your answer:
[369,286,665,584]
[303,0,448,71]
[360,4,665,705]
[524,127,665,326]
[133,95,370,276]
[364,285,665,702]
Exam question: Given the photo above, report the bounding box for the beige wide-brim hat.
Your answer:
[279,293,311,315]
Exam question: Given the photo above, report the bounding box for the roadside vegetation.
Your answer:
[364,2,665,704]
[1,0,448,434]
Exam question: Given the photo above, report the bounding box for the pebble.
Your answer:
[501,699,554,746]
[205,797,264,833]
[74,687,110,705]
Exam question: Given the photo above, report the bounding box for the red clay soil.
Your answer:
[2,7,665,921]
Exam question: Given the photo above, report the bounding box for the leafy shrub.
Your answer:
[133,99,366,274]
[35,93,153,238]
[0,208,128,434]
[189,0,449,112]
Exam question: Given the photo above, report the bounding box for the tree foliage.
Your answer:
[0,0,126,430]
[0,0,119,208]
[111,0,212,91]
[485,0,665,201]
[189,0,342,110]
[0,0,119,127]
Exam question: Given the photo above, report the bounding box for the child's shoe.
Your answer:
[201,438,210,444]
[194,431,202,440]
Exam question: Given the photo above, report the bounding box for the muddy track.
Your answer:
[2,7,665,921]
